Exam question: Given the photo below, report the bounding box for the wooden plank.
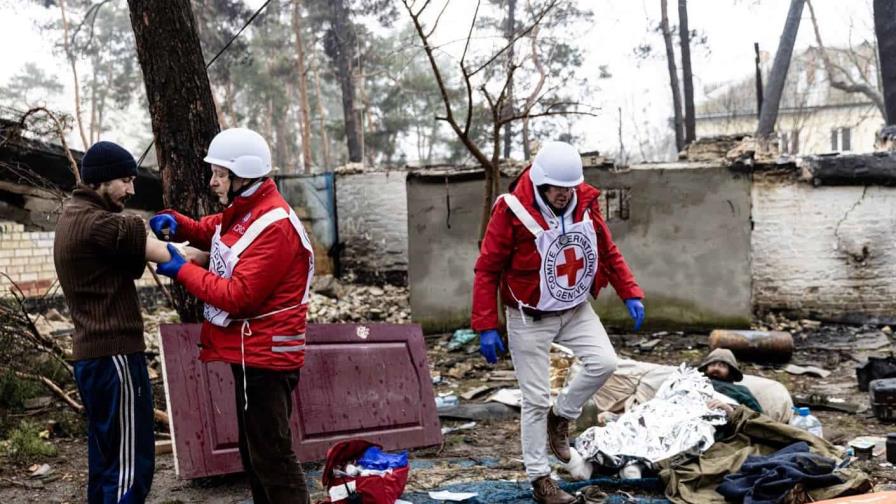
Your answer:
[155,440,173,455]
[160,323,442,479]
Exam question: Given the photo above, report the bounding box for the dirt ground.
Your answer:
[3,321,896,503]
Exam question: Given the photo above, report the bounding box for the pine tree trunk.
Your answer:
[327,0,362,163]
[522,119,531,160]
[312,58,332,169]
[126,0,219,322]
[293,0,314,173]
[678,0,696,144]
[874,0,896,125]
[757,0,806,137]
[661,0,685,153]
[274,108,289,172]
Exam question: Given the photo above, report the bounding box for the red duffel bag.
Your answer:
[319,439,409,504]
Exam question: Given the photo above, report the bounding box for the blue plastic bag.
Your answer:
[357,446,409,470]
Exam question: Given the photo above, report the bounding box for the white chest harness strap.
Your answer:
[499,194,543,326]
[213,207,314,411]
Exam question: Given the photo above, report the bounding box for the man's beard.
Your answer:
[706,370,731,382]
[549,200,569,214]
[102,192,127,212]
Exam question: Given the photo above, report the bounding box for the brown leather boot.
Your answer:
[531,475,577,504]
[547,408,571,463]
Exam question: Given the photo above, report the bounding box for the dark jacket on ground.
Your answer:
[717,442,842,504]
[54,186,147,360]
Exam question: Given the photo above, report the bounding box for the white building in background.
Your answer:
[695,43,884,155]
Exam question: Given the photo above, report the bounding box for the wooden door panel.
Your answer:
[160,323,442,479]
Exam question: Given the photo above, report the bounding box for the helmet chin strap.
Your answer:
[226,173,262,204]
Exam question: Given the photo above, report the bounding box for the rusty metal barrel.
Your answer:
[708,329,794,363]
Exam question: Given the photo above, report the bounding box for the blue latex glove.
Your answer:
[149,214,177,240]
[156,243,186,279]
[479,329,505,364]
[625,298,645,331]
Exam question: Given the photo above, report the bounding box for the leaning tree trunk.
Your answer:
[326,0,362,163]
[678,0,696,145]
[874,0,896,125]
[661,0,684,153]
[757,0,806,137]
[126,0,219,322]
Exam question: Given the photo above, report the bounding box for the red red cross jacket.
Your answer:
[161,178,312,371]
[471,167,643,332]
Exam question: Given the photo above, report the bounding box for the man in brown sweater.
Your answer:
[54,141,171,504]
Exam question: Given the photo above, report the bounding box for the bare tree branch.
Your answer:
[521,22,547,117]
[459,0,482,136]
[424,0,451,39]
[18,107,80,185]
[69,0,113,52]
[807,0,886,118]
[503,107,600,124]
[8,369,84,413]
[414,0,434,18]
[400,0,491,169]
[468,0,559,77]
[58,0,89,150]
[520,12,546,159]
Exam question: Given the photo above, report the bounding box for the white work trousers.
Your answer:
[505,302,617,480]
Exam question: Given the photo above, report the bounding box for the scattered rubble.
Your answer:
[679,134,747,162]
[308,276,411,324]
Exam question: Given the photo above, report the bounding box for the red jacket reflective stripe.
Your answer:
[471,168,644,332]
[162,178,311,371]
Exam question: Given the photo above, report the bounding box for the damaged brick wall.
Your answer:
[0,220,167,297]
[751,172,896,324]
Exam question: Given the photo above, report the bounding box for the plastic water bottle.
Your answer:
[789,407,823,439]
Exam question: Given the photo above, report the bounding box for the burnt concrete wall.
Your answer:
[276,174,337,276]
[407,164,753,332]
[751,171,896,324]
[586,164,752,329]
[407,170,511,332]
[337,171,408,284]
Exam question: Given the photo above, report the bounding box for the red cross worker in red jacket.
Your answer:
[151,128,314,504]
[471,141,645,504]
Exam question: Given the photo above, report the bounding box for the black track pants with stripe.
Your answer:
[74,352,155,504]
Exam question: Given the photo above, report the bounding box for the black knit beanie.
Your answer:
[80,141,138,185]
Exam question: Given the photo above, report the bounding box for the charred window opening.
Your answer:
[597,187,631,221]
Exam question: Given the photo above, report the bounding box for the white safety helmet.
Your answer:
[529,141,583,187]
[203,127,272,178]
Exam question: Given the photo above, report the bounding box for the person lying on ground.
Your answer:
[698,349,763,413]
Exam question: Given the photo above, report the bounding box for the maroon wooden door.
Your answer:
[160,323,442,479]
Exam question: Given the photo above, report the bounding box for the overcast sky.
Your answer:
[0,0,877,161]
